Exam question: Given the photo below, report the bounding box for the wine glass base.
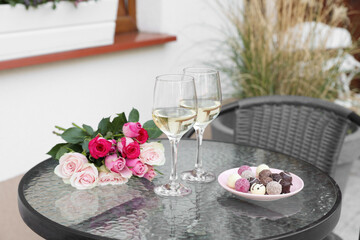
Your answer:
[180,169,216,183]
[154,182,192,197]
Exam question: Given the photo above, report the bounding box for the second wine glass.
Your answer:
[180,67,222,183]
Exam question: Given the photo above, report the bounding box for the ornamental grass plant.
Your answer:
[216,0,356,101]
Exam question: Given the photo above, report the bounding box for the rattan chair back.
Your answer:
[235,95,359,175]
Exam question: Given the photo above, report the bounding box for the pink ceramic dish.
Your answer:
[218,167,304,201]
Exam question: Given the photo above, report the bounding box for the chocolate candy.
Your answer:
[241,169,255,179]
[280,171,292,183]
[279,179,291,194]
[250,183,266,195]
[248,177,260,189]
[256,164,270,177]
[271,173,282,182]
[260,176,273,186]
[235,178,250,193]
[227,173,241,189]
[266,181,282,195]
[259,169,272,179]
[237,165,251,175]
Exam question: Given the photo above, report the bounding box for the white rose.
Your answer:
[54,153,88,183]
[139,142,166,166]
[70,163,99,190]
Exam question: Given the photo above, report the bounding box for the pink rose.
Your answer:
[136,128,149,144]
[123,122,142,138]
[144,165,156,181]
[109,139,117,154]
[54,153,88,183]
[126,158,148,177]
[98,172,129,186]
[117,137,141,159]
[103,156,133,179]
[88,136,112,159]
[139,142,166,166]
[105,154,126,173]
[70,163,99,189]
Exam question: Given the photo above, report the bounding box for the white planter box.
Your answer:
[0,0,118,61]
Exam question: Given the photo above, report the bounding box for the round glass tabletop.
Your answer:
[18,140,341,240]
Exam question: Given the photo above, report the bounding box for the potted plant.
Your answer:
[211,0,360,192]
[0,0,118,61]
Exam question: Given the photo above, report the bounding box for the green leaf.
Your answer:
[143,120,162,139]
[94,158,103,167]
[82,140,90,153]
[69,144,83,153]
[128,108,140,122]
[82,124,94,136]
[110,113,127,134]
[97,117,111,136]
[55,145,70,160]
[50,144,83,160]
[61,127,88,144]
[47,143,67,159]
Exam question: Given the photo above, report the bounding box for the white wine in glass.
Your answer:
[180,67,222,183]
[152,74,198,197]
[152,108,197,137]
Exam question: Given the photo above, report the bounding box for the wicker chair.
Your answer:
[184,95,360,178]
[234,95,360,176]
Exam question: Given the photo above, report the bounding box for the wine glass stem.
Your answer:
[169,137,180,184]
[194,126,205,170]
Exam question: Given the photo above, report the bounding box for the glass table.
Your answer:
[18,140,341,240]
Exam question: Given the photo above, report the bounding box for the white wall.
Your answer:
[0,0,232,182]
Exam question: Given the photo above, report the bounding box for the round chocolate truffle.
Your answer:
[241,169,255,179]
[250,183,266,195]
[259,169,272,179]
[235,178,250,193]
[227,173,241,189]
[266,181,282,195]
[237,165,251,175]
[256,164,270,177]
[280,171,292,183]
[279,179,291,194]
[248,177,260,188]
[271,173,282,182]
[260,176,273,186]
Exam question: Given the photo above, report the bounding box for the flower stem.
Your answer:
[52,131,62,136]
[72,123,85,131]
[113,134,124,138]
[55,126,66,131]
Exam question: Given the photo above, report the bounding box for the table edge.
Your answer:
[18,140,342,240]
[262,178,342,240]
[17,158,114,240]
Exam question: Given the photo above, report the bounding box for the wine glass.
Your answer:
[180,67,222,183]
[152,74,198,197]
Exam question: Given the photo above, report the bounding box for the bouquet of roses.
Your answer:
[48,108,164,190]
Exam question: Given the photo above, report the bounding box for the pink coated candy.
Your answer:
[237,165,251,175]
[235,178,250,193]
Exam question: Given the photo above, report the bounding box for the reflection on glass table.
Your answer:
[18,140,341,240]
